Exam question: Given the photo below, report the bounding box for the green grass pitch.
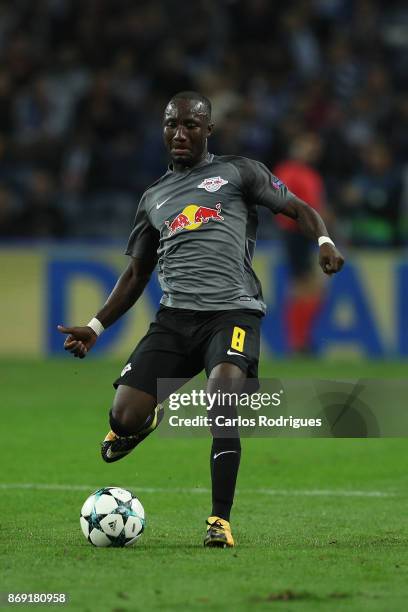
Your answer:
[2,358,408,611]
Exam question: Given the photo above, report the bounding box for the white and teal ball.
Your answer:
[80,487,145,547]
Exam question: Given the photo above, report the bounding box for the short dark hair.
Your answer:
[169,91,212,120]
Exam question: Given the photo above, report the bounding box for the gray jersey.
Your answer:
[126,154,293,313]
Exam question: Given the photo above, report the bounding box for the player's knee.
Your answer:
[207,362,246,396]
[209,362,246,381]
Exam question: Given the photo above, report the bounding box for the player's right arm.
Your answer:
[58,193,159,358]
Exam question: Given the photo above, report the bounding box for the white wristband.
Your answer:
[87,317,105,336]
[318,236,335,248]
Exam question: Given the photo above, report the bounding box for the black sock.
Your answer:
[210,437,241,521]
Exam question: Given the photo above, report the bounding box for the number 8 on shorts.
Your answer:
[231,326,246,352]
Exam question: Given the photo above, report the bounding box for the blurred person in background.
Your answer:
[0,182,20,237]
[0,0,403,243]
[18,170,65,238]
[0,69,13,136]
[274,131,329,354]
[340,140,403,247]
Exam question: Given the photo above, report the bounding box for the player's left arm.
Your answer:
[235,157,344,275]
[281,195,344,275]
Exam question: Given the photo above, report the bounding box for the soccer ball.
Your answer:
[80,487,145,547]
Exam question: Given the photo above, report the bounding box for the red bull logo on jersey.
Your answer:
[165,203,224,237]
[197,176,228,192]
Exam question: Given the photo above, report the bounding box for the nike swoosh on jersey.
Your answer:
[226,349,246,357]
[156,197,171,209]
[213,450,238,460]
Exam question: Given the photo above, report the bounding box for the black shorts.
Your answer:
[113,305,263,401]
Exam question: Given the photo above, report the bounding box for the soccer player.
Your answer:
[58,91,344,548]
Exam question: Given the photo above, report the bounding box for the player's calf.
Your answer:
[101,404,164,463]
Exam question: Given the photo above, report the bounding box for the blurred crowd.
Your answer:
[0,0,407,245]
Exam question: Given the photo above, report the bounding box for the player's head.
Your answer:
[163,92,214,168]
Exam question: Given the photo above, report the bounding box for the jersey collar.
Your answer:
[167,152,214,174]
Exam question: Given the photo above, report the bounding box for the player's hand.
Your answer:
[319,243,344,275]
[57,325,98,359]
